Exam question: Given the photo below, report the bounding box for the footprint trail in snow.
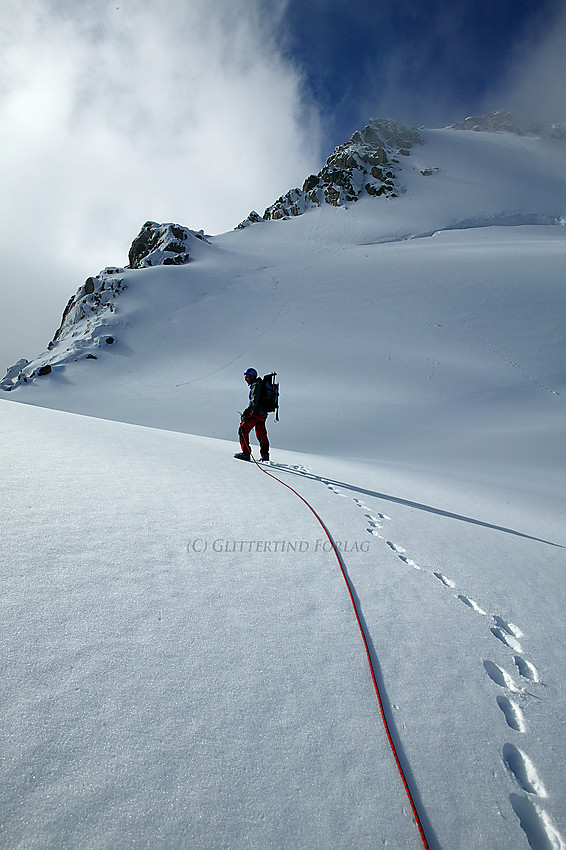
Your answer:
[309,470,563,850]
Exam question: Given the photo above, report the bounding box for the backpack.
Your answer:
[260,372,279,420]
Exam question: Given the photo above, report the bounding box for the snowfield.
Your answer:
[1,122,566,849]
[2,401,564,850]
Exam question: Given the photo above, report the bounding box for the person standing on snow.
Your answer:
[234,368,270,462]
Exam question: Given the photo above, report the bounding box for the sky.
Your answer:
[1,0,565,374]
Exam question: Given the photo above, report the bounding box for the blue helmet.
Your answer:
[244,368,257,378]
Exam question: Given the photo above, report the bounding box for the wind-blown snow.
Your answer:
[1,122,565,849]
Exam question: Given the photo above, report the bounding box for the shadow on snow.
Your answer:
[269,465,564,549]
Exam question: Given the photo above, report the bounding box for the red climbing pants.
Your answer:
[239,413,269,457]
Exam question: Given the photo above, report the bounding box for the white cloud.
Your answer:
[483,4,566,124]
[0,0,322,372]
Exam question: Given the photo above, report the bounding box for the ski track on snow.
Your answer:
[276,465,563,850]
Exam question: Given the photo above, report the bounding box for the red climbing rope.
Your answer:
[244,447,431,850]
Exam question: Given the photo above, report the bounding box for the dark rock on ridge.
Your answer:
[237,118,423,228]
[449,111,524,134]
[449,110,566,139]
[128,221,207,268]
[1,220,209,391]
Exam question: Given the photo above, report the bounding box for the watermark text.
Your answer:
[186,538,371,554]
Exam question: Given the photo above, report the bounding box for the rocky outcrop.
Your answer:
[1,359,29,389]
[50,270,127,346]
[236,211,263,229]
[237,118,423,228]
[128,221,207,268]
[2,220,212,392]
[529,122,566,140]
[1,268,127,391]
[449,110,566,140]
[449,110,523,134]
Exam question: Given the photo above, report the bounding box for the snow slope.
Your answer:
[1,121,566,848]
[1,400,565,850]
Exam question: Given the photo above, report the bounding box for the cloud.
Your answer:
[483,3,566,124]
[0,0,322,371]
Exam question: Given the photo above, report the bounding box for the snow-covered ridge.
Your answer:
[449,109,566,139]
[0,269,126,391]
[237,118,422,227]
[238,111,566,230]
[3,112,566,397]
[3,115,426,391]
[0,221,212,392]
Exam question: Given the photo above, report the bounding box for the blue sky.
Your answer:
[0,0,565,372]
[282,0,565,148]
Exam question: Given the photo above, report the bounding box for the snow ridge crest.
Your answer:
[1,269,126,392]
[449,109,566,139]
[1,221,211,391]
